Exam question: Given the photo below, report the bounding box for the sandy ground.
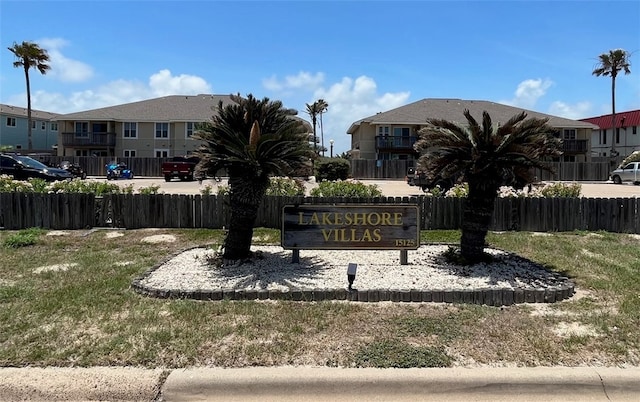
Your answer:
[86,177,640,198]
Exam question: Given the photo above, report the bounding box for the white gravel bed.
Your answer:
[140,245,568,292]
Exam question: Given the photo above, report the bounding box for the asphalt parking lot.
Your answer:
[86,177,640,198]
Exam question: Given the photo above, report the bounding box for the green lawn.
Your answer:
[0,228,638,368]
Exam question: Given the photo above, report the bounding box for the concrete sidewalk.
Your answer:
[1,366,639,401]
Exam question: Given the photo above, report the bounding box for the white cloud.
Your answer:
[27,70,212,113]
[305,75,410,155]
[38,38,94,83]
[263,71,325,92]
[500,78,554,109]
[149,69,211,97]
[548,101,592,120]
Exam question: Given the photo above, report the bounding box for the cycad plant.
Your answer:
[414,109,562,262]
[194,94,314,260]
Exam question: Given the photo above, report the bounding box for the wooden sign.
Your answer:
[281,205,420,250]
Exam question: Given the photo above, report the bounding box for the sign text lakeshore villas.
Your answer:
[281,205,420,250]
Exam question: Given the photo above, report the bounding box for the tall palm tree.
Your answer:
[305,102,320,155]
[194,94,313,260]
[316,99,329,156]
[415,109,562,262]
[8,41,51,151]
[592,49,632,158]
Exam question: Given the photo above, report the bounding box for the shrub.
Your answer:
[27,178,49,193]
[310,180,382,197]
[315,158,350,181]
[423,185,446,197]
[138,185,161,195]
[215,177,305,197]
[200,185,214,196]
[0,175,32,192]
[620,151,640,167]
[445,183,469,198]
[216,185,230,196]
[435,182,581,198]
[3,228,44,248]
[48,179,122,195]
[266,177,305,196]
[536,182,581,197]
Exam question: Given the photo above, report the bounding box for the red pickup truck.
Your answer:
[161,156,200,182]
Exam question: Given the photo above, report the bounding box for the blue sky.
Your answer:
[1,0,639,154]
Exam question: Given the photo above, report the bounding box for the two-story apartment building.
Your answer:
[53,94,313,158]
[580,109,640,158]
[347,99,598,163]
[0,104,60,152]
[53,94,235,157]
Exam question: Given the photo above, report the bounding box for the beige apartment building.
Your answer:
[347,99,598,163]
[54,94,234,158]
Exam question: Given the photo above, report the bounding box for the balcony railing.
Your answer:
[562,139,588,153]
[375,136,417,150]
[61,132,116,147]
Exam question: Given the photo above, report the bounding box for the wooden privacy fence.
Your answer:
[31,156,614,181]
[0,192,95,230]
[350,160,612,181]
[2,193,640,233]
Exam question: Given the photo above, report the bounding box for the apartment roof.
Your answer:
[0,104,60,120]
[580,109,640,129]
[347,98,598,133]
[53,94,234,122]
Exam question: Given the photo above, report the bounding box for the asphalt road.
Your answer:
[87,177,640,198]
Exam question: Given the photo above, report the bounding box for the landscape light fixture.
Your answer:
[347,263,357,291]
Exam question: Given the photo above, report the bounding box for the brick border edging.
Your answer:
[131,245,576,306]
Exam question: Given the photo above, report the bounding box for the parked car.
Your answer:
[610,162,640,184]
[0,153,74,182]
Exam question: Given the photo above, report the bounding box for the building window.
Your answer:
[75,150,90,156]
[563,155,576,162]
[31,120,36,129]
[563,129,576,140]
[393,127,410,137]
[155,149,169,157]
[123,149,136,157]
[600,129,607,144]
[41,121,46,130]
[75,122,89,138]
[377,126,390,136]
[123,122,137,138]
[6,117,16,127]
[633,126,637,135]
[155,122,169,138]
[50,122,58,131]
[616,128,620,143]
[186,122,195,138]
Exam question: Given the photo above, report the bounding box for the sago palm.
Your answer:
[415,109,562,262]
[7,41,50,151]
[194,94,313,260]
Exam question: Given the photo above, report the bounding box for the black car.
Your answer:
[0,154,74,182]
